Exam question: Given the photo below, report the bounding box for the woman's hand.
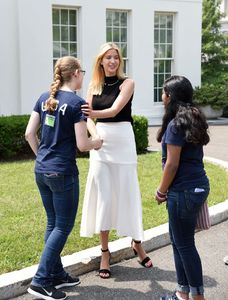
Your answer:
[93,135,103,150]
[81,103,94,118]
[155,144,181,205]
[155,189,167,205]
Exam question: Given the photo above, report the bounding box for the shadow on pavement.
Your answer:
[64,265,217,300]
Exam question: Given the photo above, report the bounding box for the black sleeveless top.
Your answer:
[92,76,133,123]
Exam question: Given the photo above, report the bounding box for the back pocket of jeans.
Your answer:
[184,188,208,213]
[48,175,64,192]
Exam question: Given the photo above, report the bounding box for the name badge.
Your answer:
[45,114,55,127]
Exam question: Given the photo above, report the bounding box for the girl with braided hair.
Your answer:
[156,76,210,300]
[25,56,102,300]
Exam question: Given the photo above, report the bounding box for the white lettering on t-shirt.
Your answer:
[59,104,67,116]
[41,102,46,111]
[41,101,59,111]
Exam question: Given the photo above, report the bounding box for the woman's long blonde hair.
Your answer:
[90,42,126,95]
[45,56,81,112]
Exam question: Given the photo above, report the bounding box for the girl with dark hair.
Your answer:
[156,76,210,300]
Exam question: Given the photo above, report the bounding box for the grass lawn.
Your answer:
[0,151,227,274]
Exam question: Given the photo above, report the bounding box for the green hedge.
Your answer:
[193,83,228,110]
[0,115,148,160]
[0,115,32,160]
[132,115,148,153]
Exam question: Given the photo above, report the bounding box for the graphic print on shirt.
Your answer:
[41,100,68,116]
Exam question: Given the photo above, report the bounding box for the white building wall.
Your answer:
[0,0,202,125]
[0,0,20,115]
[221,0,228,35]
[17,0,53,114]
[173,1,202,86]
[131,0,202,123]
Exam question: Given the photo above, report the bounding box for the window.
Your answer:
[106,10,128,74]
[224,0,228,15]
[154,13,174,102]
[52,7,78,66]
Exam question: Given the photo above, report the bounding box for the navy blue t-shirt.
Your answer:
[33,90,86,176]
[162,119,209,190]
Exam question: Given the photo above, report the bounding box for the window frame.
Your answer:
[106,9,129,74]
[52,6,79,66]
[154,12,175,103]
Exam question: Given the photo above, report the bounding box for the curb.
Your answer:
[0,157,227,299]
[0,200,228,300]
[204,156,228,170]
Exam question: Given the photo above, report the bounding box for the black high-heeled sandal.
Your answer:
[131,240,153,268]
[99,248,111,279]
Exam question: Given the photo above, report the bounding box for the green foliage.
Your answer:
[202,64,228,86]
[193,82,228,109]
[0,114,149,160]
[195,1,228,110]
[132,115,149,153]
[0,115,32,160]
[202,0,228,80]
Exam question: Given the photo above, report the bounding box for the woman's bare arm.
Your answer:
[25,111,40,156]
[81,79,134,119]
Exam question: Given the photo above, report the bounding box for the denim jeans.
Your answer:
[167,185,210,296]
[32,173,79,287]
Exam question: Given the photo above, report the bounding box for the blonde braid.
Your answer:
[45,56,81,112]
[45,65,62,112]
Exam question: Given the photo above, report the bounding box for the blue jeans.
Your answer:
[167,186,209,296]
[32,173,79,287]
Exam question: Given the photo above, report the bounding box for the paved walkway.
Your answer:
[12,220,228,300]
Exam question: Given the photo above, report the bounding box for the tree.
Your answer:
[202,0,228,82]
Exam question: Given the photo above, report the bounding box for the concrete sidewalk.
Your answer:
[4,200,228,300]
[12,219,228,300]
[1,124,228,300]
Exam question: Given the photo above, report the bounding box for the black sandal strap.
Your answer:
[99,268,111,278]
[99,268,111,274]
[140,256,151,267]
[101,248,109,252]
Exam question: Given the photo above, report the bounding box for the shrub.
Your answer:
[132,115,148,153]
[0,115,32,160]
[202,64,228,86]
[193,83,228,110]
[0,115,149,160]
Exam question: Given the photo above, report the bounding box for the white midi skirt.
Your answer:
[80,122,144,241]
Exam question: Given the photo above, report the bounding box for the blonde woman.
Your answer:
[25,56,102,300]
[80,43,153,279]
